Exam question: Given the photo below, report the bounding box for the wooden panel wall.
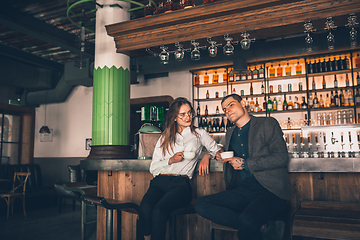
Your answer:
[97,171,360,240]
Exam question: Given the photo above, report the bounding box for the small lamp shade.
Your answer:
[39,125,51,134]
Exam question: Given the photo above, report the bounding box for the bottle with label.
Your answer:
[250,82,253,95]
[276,64,283,77]
[156,2,165,14]
[357,72,360,86]
[325,93,330,108]
[194,73,200,85]
[212,71,219,83]
[273,97,277,111]
[355,54,360,68]
[206,90,210,99]
[215,91,219,98]
[285,63,291,76]
[232,88,236,94]
[345,73,350,87]
[356,89,360,105]
[178,0,185,9]
[202,118,207,131]
[301,97,307,109]
[283,94,288,110]
[240,90,244,96]
[324,59,328,72]
[267,97,273,111]
[334,90,339,107]
[261,82,265,94]
[255,98,260,112]
[208,117,212,133]
[319,94,324,108]
[259,65,265,78]
[220,117,225,132]
[293,96,299,109]
[141,105,150,122]
[197,105,200,115]
[308,61,313,74]
[321,59,326,72]
[229,70,234,82]
[144,1,154,17]
[216,106,220,115]
[269,64,275,78]
[184,0,194,8]
[330,91,335,107]
[295,62,301,75]
[247,68,253,80]
[308,93,314,108]
[299,79,303,91]
[287,96,293,110]
[328,58,333,71]
[245,97,249,111]
[322,76,326,89]
[288,83,292,92]
[278,84,282,92]
[263,97,267,111]
[235,74,240,81]
[312,77,316,90]
[269,85,273,93]
[249,98,255,112]
[223,70,227,83]
[334,75,338,88]
[344,56,350,70]
[205,105,208,115]
[332,57,338,71]
[278,97,283,111]
[338,56,344,70]
[344,90,349,107]
[313,92,319,108]
[339,89,345,106]
[164,0,174,13]
[241,72,247,80]
[253,67,259,79]
[204,72,209,84]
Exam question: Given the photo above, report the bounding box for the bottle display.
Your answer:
[252,67,259,79]
[223,70,228,82]
[212,71,219,83]
[194,74,199,85]
[285,63,291,76]
[250,82,253,95]
[144,2,154,17]
[296,61,302,75]
[277,64,283,77]
[164,0,174,13]
[269,65,275,78]
[259,65,265,78]
[204,72,209,84]
[206,90,209,99]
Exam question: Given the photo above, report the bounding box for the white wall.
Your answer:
[34,70,192,158]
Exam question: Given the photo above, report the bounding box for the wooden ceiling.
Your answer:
[106,0,360,57]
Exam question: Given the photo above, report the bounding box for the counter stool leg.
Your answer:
[117,210,122,240]
[106,209,113,240]
[81,201,87,240]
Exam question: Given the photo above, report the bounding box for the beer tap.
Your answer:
[340,132,345,150]
[331,132,338,145]
[348,131,353,157]
[323,132,327,150]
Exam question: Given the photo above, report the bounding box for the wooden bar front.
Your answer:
[94,168,360,240]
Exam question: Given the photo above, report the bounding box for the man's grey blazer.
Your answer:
[223,116,294,200]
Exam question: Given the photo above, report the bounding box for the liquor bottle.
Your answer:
[299,79,303,91]
[313,92,319,108]
[308,61,313,74]
[216,106,220,115]
[334,75,338,88]
[250,82,253,95]
[226,119,232,131]
[276,64,283,77]
[144,1,154,17]
[215,118,220,133]
[324,58,328,72]
[267,97,273,111]
[259,65,265,78]
[246,68,252,80]
[269,85,273,93]
[204,72,209,84]
[232,88,236,94]
[283,94,288,110]
[273,97,277,111]
[356,89,360,105]
[338,56,344,70]
[278,97,283,111]
[203,118,207,131]
[296,61,302,75]
[212,118,217,133]
[301,97,307,109]
[197,105,200,115]
[205,105,208,115]
[285,63,291,76]
[308,93,314,108]
[241,72,247,81]
[355,54,360,68]
[249,98,255,112]
[198,117,203,128]
[245,97,249,111]
[322,76,326,89]
[164,0,174,13]
[261,82,265,94]
[269,64,275,78]
[215,91,219,98]
[357,72,360,86]
[315,60,320,73]
[344,56,350,70]
[312,77,316,90]
[330,91,335,107]
[212,71,219,83]
[287,96,293,110]
[208,117,212,132]
[263,97,267,111]
[235,74,240,81]
[325,93,330,108]
[345,73,350,87]
[253,67,259,79]
[287,117,291,129]
[206,90,210,99]
[220,117,225,132]
[328,58,333,71]
[333,57,338,71]
[321,59,326,72]
[255,98,260,112]
[334,90,339,107]
[349,90,354,106]
[184,0,194,8]
[293,96,300,109]
[156,2,165,14]
[344,90,349,107]
[288,83,292,92]
[319,94,324,108]
[229,70,234,82]
[339,89,345,106]
[278,84,282,92]
[178,0,185,9]
[223,70,228,82]
[194,73,200,85]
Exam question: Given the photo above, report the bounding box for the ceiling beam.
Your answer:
[0,42,64,72]
[0,3,94,59]
[106,0,360,54]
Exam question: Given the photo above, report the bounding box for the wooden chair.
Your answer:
[0,172,31,219]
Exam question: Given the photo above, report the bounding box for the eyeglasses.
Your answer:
[178,111,194,119]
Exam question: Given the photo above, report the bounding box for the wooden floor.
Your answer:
[0,203,97,240]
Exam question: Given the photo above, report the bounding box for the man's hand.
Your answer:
[169,151,184,165]
[216,150,228,163]
[198,154,211,176]
[227,157,245,170]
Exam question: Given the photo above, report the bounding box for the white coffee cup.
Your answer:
[183,151,195,160]
[220,151,234,159]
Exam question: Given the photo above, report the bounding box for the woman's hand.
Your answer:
[168,151,184,165]
[198,154,211,176]
[227,157,245,170]
[215,150,228,163]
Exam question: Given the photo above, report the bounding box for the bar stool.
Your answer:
[169,199,197,240]
[81,194,140,240]
[210,204,292,240]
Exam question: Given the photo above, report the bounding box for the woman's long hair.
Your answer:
[160,97,197,155]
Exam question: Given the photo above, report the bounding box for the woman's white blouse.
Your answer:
[150,127,221,179]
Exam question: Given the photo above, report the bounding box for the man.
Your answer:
[195,94,294,240]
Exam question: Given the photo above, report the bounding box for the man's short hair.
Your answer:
[221,94,243,105]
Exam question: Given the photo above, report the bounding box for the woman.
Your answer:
[139,97,221,240]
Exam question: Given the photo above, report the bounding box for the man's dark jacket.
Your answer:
[223,116,294,200]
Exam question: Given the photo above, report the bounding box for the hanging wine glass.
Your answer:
[207,37,218,57]
[240,32,255,50]
[159,45,169,64]
[191,40,201,60]
[305,34,313,52]
[223,35,235,55]
[174,42,185,61]
[327,31,335,50]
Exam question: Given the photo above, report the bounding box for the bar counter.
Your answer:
[80,157,360,240]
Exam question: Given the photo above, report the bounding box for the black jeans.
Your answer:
[139,175,192,240]
[195,176,286,240]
